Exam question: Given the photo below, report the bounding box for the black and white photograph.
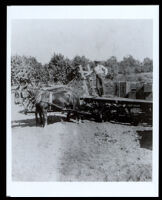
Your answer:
[7,6,159,197]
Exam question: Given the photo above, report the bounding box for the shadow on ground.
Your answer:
[12,115,74,128]
[137,130,152,150]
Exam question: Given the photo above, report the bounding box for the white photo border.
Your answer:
[7,5,159,197]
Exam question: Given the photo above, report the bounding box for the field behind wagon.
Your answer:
[11,93,152,182]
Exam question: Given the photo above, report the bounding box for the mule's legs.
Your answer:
[44,110,48,127]
[67,110,81,124]
[99,112,103,122]
[77,112,83,124]
[66,111,71,122]
[76,114,80,124]
[39,112,43,126]
[42,109,48,127]
[35,111,38,126]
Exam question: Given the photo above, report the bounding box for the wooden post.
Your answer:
[119,81,120,97]
[87,64,91,72]
[79,65,90,97]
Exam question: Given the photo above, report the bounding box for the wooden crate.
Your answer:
[144,83,152,93]
[128,90,136,99]
[115,81,126,97]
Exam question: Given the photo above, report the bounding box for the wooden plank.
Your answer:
[80,96,152,105]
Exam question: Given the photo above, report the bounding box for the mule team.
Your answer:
[15,85,81,127]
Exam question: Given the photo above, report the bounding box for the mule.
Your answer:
[27,87,81,127]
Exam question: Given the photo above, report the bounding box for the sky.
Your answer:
[11,19,153,64]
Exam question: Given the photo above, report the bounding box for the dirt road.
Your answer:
[12,95,152,181]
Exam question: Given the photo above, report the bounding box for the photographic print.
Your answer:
[7,6,159,197]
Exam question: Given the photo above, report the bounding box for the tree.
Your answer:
[69,55,90,80]
[11,53,153,87]
[119,55,140,75]
[11,55,43,85]
[72,55,89,70]
[48,53,73,84]
[142,57,153,72]
[40,64,50,84]
[104,56,119,79]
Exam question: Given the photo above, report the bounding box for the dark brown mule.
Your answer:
[27,88,81,127]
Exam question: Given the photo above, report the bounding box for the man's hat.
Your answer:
[94,61,100,64]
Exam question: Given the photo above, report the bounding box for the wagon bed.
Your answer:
[80,96,152,125]
[80,96,152,105]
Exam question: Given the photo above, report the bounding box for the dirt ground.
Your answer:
[11,94,152,182]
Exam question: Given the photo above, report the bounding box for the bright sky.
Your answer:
[11,19,153,64]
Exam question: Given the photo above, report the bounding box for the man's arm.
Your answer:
[84,70,93,76]
[84,64,93,76]
[101,65,108,75]
[79,65,93,78]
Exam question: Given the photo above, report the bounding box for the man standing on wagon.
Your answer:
[78,61,108,97]
[94,61,108,97]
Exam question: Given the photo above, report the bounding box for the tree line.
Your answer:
[11,53,153,86]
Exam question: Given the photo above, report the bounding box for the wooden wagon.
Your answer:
[79,96,152,126]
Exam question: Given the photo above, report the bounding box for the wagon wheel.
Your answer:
[92,102,105,122]
[131,119,139,126]
[129,113,140,126]
[90,108,100,122]
[101,105,111,122]
[94,115,103,122]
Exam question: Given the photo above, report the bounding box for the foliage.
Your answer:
[48,53,73,84]
[119,55,141,75]
[104,56,119,80]
[11,55,43,85]
[72,55,89,70]
[71,55,90,80]
[142,57,153,72]
[11,53,153,86]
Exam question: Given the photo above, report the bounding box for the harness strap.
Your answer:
[49,92,53,104]
[40,101,75,112]
[47,101,65,110]
[25,89,77,112]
